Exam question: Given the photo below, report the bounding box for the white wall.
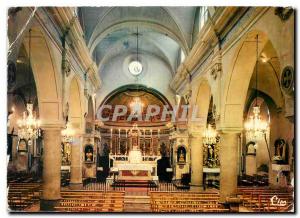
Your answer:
[96,52,175,107]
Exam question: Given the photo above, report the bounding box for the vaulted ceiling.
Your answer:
[77,7,198,106]
[78,7,197,74]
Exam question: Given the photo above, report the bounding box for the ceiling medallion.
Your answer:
[128,60,143,76]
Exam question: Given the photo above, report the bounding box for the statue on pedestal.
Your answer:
[179,150,185,162]
[177,146,186,163]
[84,144,94,162]
[273,138,288,164]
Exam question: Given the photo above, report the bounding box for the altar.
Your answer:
[108,124,161,182]
[117,163,153,181]
[110,146,158,181]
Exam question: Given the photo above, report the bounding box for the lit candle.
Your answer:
[110,128,113,137]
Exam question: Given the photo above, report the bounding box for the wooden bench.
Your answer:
[55,191,125,212]
[7,182,41,211]
[238,187,294,212]
[150,191,226,213]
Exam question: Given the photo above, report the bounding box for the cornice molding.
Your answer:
[50,8,102,91]
[170,7,268,93]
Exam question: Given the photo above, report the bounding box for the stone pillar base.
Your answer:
[40,199,60,211]
[69,183,83,190]
[223,197,242,212]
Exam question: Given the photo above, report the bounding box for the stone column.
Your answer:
[40,127,62,211]
[219,131,239,203]
[12,135,18,162]
[70,136,83,189]
[190,133,203,187]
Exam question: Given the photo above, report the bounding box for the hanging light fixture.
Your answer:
[202,124,217,146]
[61,121,75,143]
[17,29,41,141]
[244,34,269,141]
[17,103,41,140]
[128,27,143,76]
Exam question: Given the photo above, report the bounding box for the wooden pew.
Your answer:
[238,186,294,212]
[55,191,125,212]
[150,191,228,212]
[7,183,41,211]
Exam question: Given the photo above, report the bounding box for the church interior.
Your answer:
[6,6,295,213]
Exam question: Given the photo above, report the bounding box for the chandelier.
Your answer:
[244,34,269,141]
[17,103,41,141]
[61,122,75,143]
[203,124,217,145]
[16,30,41,141]
[244,106,269,141]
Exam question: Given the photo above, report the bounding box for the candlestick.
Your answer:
[158,129,160,155]
[143,129,146,155]
[150,129,153,156]
[110,128,112,154]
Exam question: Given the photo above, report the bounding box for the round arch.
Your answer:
[22,26,63,127]
[221,30,283,130]
[190,79,211,129]
[98,84,173,110]
[85,96,95,133]
[68,77,84,132]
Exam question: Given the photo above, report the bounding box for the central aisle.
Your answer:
[124,187,151,212]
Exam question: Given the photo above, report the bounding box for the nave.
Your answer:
[7,6,295,213]
[7,172,294,212]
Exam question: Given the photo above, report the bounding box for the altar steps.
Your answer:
[124,195,151,212]
[113,180,157,188]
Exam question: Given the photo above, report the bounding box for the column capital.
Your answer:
[188,123,205,138]
[41,122,64,130]
[189,131,203,138]
[218,126,243,134]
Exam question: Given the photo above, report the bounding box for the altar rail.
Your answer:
[83,181,125,191]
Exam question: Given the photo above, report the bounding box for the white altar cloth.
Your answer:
[116,163,153,172]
